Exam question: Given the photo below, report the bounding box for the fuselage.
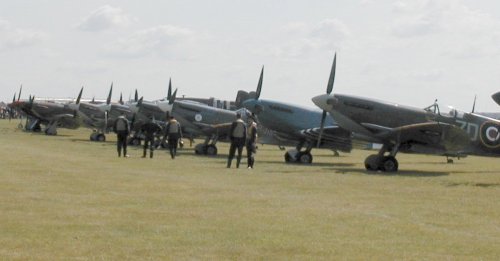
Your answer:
[313,93,500,156]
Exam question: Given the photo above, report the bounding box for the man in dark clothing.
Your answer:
[227,113,247,168]
[140,119,162,158]
[246,118,258,169]
[164,116,182,159]
[113,114,130,157]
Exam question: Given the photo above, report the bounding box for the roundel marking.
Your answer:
[194,113,202,122]
[479,121,500,149]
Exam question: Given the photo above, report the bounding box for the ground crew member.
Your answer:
[113,113,130,157]
[227,113,247,168]
[140,119,162,158]
[164,116,182,159]
[246,118,258,169]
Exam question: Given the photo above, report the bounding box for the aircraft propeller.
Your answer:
[103,83,113,131]
[317,52,336,148]
[492,91,500,106]
[255,66,264,100]
[119,93,124,105]
[167,78,172,101]
[135,89,139,102]
[471,95,477,113]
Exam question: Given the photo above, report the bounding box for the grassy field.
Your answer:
[1,120,499,260]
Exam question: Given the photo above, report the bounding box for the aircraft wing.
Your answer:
[300,126,352,152]
[192,122,233,138]
[364,121,470,152]
[48,114,81,129]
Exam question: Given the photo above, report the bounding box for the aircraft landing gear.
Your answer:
[194,144,218,156]
[90,132,106,142]
[364,144,399,172]
[45,122,58,135]
[284,149,313,164]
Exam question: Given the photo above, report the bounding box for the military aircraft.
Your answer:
[241,67,352,164]
[312,54,500,172]
[68,84,136,141]
[8,88,80,135]
[170,98,253,155]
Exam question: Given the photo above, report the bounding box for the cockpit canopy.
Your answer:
[423,101,464,119]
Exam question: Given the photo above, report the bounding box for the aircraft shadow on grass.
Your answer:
[324,167,449,177]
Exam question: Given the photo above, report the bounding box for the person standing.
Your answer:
[246,118,258,169]
[164,116,182,159]
[113,113,130,157]
[227,113,247,168]
[140,119,162,158]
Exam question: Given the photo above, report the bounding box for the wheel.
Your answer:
[90,133,96,141]
[380,156,398,172]
[206,145,218,156]
[96,134,106,142]
[284,152,292,162]
[447,158,454,164]
[364,154,380,171]
[131,138,141,146]
[194,144,206,155]
[297,152,313,164]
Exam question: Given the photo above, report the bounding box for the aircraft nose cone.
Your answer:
[312,94,331,111]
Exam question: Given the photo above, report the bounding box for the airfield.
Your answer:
[1,120,499,260]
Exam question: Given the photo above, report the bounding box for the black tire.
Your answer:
[97,134,106,142]
[297,152,313,164]
[206,145,218,156]
[284,152,292,162]
[380,156,398,172]
[364,154,380,171]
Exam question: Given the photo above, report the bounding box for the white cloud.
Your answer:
[77,5,133,32]
[103,25,195,59]
[274,19,350,58]
[0,18,47,51]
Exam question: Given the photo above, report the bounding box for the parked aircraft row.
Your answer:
[6,53,500,172]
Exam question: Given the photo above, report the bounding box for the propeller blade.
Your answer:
[106,82,113,105]
[92,96,95,103]
[18,85,22,101]
[12,92,16,103]
[76,87,83,104]
[137,96,143,107]
[167,78,172,101]
[134,89,138,102]
[119,92,124,105]
[326,53,336,95]
[169,89,177,105]
[316,110,327,148]
[471,95,477,113]
[255,66,264,100]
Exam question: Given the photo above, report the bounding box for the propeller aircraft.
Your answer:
[241,66,352,164]
[312,54,500,172]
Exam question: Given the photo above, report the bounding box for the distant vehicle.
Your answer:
[313,54,500,172]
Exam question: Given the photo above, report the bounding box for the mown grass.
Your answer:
[0,120,499,260]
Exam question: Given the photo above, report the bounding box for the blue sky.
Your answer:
[1,0,500,111]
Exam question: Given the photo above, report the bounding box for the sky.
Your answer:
[1,0,500,112]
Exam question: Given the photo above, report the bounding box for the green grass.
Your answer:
[1,120,499,260]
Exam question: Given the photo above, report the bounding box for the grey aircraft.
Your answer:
[8,87,81,135]
[69,84,136,141]
[312,54,500,172]
[241,67,352,164]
